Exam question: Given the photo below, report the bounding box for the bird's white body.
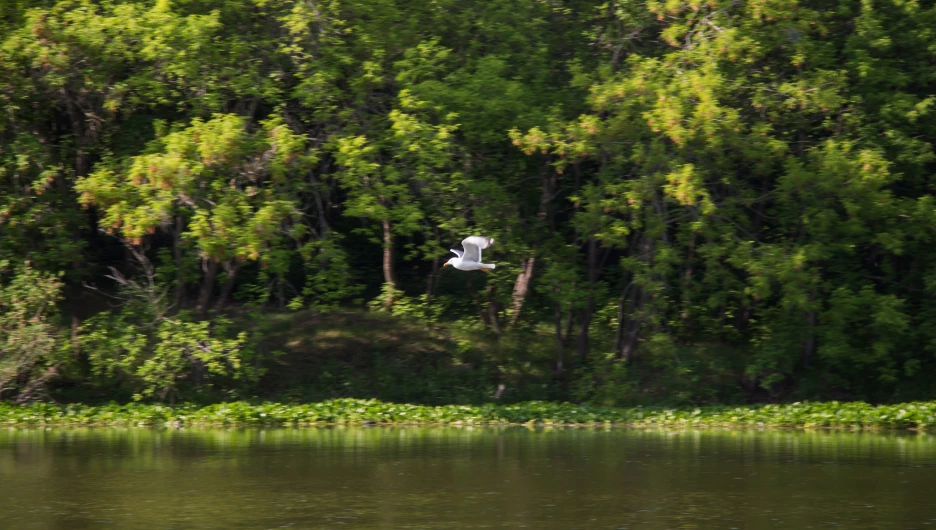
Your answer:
[445,236,496,272]
[449,259,495,271]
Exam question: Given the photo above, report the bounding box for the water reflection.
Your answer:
[1,427,935,529]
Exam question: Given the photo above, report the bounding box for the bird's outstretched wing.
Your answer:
[450,249,464,258]
[461,236,494,262]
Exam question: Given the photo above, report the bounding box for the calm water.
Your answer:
[1,427,935,529]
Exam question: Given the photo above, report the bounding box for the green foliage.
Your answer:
[295,234,363,311]
[571,355,635,406]
[80,304,254,403]
[2,0,936,405]
[76,113,306,257]
[0,262,63,402]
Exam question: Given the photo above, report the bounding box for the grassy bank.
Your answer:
[3,399,936,431]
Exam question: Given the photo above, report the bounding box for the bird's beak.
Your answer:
[443,263,449,267]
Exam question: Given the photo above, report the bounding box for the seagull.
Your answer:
[444,236,496,272]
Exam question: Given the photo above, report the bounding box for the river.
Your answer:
[1,426,935,529]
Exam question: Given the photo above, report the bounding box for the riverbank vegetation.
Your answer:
[4,399,936,431]
[2,0,936,406]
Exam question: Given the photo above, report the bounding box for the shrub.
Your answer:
[81,303,254,403]
[0,261,63,402]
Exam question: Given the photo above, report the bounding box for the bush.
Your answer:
[0,261,64,402]
[80,303,255,403]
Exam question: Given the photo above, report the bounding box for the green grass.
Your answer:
[4,399,936,430]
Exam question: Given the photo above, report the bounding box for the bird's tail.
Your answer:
[483,263,496,270]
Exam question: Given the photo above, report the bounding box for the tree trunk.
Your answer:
[71,315,81,358]
[564,303,575,348]
[576,237,599,361]
[619,287,643,361]
[508,163,553,328]
[63,90,92,178]
[486,285,502,336]
[308,171,331,233]
[196,259,219,320]
[426,255,439,305]
[802,292,818,366]
[509,256,535,327]
[619,236,653,361]
[277,278,286,310]
[681,233,695,329]
[173,216,186,309]
[613,282,630,355]
[214,261,239,312]
[382,219,396,310]
[554,301,565,374]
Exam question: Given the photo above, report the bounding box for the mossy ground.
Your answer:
[245,310,564,405]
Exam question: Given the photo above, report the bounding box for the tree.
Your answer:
[76,114,309,318]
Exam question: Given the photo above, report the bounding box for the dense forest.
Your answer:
[1,0,935,406]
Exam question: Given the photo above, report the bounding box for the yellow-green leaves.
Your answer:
[82,309,252,403]
[77,114,303,263]
[663,164,715,214]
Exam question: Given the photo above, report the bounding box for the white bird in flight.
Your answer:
[444,236,496,272]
